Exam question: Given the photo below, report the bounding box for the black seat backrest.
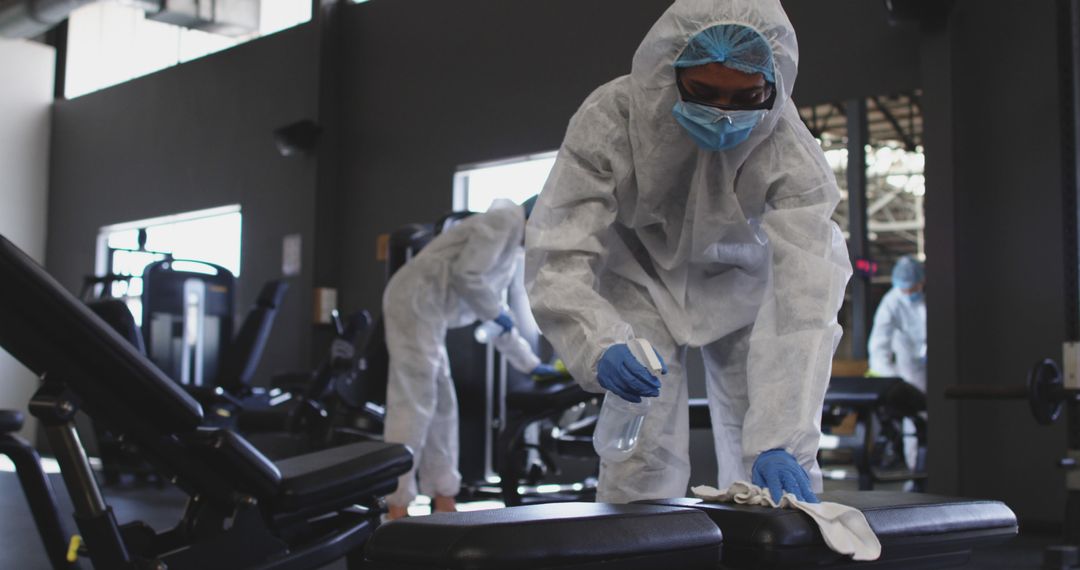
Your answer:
[87,299,147,355]
[386,224,433,281]
[881,378,927,417]
[0,235,204,435]
[141,259,236,387]
[359,316,389,406]
[216,279,289,393]
[432,211,475,236]
[362,222,438,405]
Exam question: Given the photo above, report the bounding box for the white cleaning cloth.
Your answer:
[692,481,882,561]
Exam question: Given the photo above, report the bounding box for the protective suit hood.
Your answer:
[597,0,812,346]
[628,0,797,164]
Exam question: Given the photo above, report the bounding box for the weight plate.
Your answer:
[1028,359,1064,425]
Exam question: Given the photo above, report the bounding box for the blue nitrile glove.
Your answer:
[531,363,560,379]
[494,311,515,334]
[752,449,819,504]
[597,344,667,403]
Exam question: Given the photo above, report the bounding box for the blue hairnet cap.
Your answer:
[521,195,539,220]
[892,256,926,290]
[674,24,775,83]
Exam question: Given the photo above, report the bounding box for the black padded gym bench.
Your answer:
[647,491,1017,568]
[0,234,1018,569]
[361,502,724,569]
[354,491,1015,569]
[0,235,416,569]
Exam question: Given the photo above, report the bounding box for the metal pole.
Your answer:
[847,98,871,360]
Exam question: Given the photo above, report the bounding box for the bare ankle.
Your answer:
[433,495,458,513]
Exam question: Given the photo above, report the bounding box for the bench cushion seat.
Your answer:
[364,503,723,569]
[648,491,1017,568]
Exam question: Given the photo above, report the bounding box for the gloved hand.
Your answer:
[597,343,667,403]
[494,311,515,334]
[531,363,560,379]
[752,449,819,504]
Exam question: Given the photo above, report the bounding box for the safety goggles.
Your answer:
[675,68,777,111]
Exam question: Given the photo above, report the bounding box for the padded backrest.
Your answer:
[386,224,432,281]
[433,211,475,236]
[216,279,289,392]
[364,221,437,404]
[0,235,203,433]
[882,378,927,416]
[359,316,389,405]
[825,376,907,406]
[87,299,147,355]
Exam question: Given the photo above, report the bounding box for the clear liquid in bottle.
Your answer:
[592,339,662,463]
[593,392,650,463]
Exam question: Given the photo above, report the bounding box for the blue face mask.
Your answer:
[672,101,765,151]
[908,291,925,303]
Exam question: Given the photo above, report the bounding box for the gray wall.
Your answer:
[335,0,922,318]
[47,24,322,381]
[45,0,921,375]
[923,0,1068,525]
[784,0,921,106]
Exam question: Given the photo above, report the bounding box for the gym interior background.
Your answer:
[0,0,1075,567]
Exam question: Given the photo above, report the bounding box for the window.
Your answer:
[798,93,926,272]
[453,152,557,213]
[94,205,242,324]
[64,0,311,98]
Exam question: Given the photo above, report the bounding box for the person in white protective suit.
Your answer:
[868,256,927,393]
[525,0,852,504]
[868,255,927,471]
[383,198,556,520]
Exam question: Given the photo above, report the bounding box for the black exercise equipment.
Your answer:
[216,279,290,395]
[385,223,434,282]
[823,376,928,489]
[358,490,1015,569]
[946,358,1080,565]
[0,234,412,569]
[361,503,724,569]
[0,410,79,569]
[242,309,384,457]
[496,378,598,506]
[646,491,1016,568]
[433,211,476,237]
[89,290,377,462]
[92,279,290,409]
[86,299,168,485]
[690,376,928,490]
[946,359,1065,426]
[141,258,237,387]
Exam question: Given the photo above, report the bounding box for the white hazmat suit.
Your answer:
[383,200,541,507]
[525,0,851,503]
[868,288,927,393]
[868,286,927,470]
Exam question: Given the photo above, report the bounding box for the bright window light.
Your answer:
[95,205,242,324]
[65,0,312,98]
[453,152,557,213]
